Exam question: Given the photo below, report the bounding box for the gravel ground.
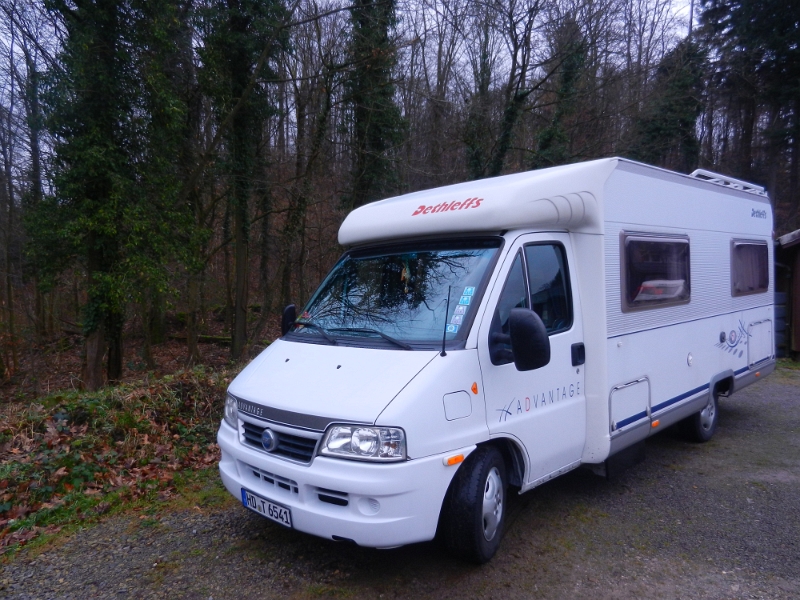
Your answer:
[2,366,799,600]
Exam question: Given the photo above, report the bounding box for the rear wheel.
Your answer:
[682,393,718,442]
[440,445,507,564]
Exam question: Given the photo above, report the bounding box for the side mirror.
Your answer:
[281,304,297,336]
[509,308,550,371]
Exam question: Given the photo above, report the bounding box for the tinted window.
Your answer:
[489,243,572,365]
[623,234,690,310]
[525,244,572,333]
[489,253,527,365]
[731,241,769,296]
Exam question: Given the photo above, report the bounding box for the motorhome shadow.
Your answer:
[218,158,775,564]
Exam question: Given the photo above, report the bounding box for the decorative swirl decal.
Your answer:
[714,319,749,358]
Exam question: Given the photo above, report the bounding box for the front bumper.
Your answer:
[217,422,470,548]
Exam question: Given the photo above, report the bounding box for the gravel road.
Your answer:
[3,366,799,600]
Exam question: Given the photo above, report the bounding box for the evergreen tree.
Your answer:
[701,0,800,222]
[199,0,286,359]
[344,0,405,209]
[624,39,705,172]
[531,21,586,170]
[32,0,138,389]
[29,0,194,389]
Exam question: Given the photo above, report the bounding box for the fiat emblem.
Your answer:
[261,428,279,452]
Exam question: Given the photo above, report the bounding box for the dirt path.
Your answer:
[3,368,800,599]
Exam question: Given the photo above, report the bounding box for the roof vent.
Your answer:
[689,169,767,197]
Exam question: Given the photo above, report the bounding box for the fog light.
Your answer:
[357,497,380,515]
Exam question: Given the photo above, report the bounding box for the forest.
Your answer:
[0,0,798,395]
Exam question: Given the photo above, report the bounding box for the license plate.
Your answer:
[241,488,293,528]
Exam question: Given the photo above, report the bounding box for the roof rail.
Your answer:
[690,169,767,197]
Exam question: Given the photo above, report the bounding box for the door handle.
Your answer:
[571,343,585,366]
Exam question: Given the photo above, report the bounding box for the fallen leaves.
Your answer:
[0,366,232,555]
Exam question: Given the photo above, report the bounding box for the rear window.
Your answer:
[622,233,690,310]
[731,240,769,296]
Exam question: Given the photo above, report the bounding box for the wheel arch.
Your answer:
[481,437,526,489]
[709,369,734,399]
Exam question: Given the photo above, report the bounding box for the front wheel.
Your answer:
[440,445,507,564]
[681,393,718,442]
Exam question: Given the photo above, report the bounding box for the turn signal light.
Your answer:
[471,382,479,395]
[651,420,660,428]
[443,454,464,467]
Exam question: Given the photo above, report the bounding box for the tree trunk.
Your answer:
[141,291,163,370]
[106,308,124,382]
[83,325,106,391]
[738,94,756,179]
[25,53,46,338]
[0,107,17,372]
[232,197,249,359]
[223,204,233,330]
[185,270,202,366]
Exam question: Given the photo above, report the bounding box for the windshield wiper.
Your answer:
[329,327,413,350]
[293,320,338,345]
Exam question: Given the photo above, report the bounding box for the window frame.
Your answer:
[620,231,691,312]
[730,239,769,297]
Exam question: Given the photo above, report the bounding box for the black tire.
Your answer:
[440,445,507,564]
[681,393,718,442]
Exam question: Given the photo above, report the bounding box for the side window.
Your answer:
[489,253,528,365]
[731,240,769,296]
[622,233,690,310]
[524,244,572,333]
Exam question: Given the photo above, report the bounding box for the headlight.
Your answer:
[320,425,406,462]
[224,394,238,429]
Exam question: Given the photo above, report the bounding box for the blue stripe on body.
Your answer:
[652,382,709,413]
[616,411,648,429]
[618,365,753,426]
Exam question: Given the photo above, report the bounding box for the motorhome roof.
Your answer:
[337,158,768,246]
[338,159,615,246]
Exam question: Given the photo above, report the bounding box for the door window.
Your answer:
[489,253,528,365]
[524,244,572,333]
[489,243,573,365]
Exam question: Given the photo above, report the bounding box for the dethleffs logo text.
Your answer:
[412,197,483,216]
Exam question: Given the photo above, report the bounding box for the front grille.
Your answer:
[246,464,299,494]
[241,420,319,463]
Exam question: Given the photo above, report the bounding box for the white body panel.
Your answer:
[218,158,775,549]
[229,339,437,425]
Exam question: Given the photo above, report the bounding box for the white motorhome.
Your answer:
[217,158,775,563]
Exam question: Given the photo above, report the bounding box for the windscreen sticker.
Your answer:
[451,315,463,325]
[463,286,475,296]
[458,296,471,305]
[454,305,467,315]
[446,324,459,333]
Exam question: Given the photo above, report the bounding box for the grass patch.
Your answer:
[0,365,238,557]
[305,584,355,598]
[777,358,800,371]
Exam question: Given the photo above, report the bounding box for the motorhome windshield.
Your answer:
[292,239,502,348]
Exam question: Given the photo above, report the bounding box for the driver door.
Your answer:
[478,233,585,487]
